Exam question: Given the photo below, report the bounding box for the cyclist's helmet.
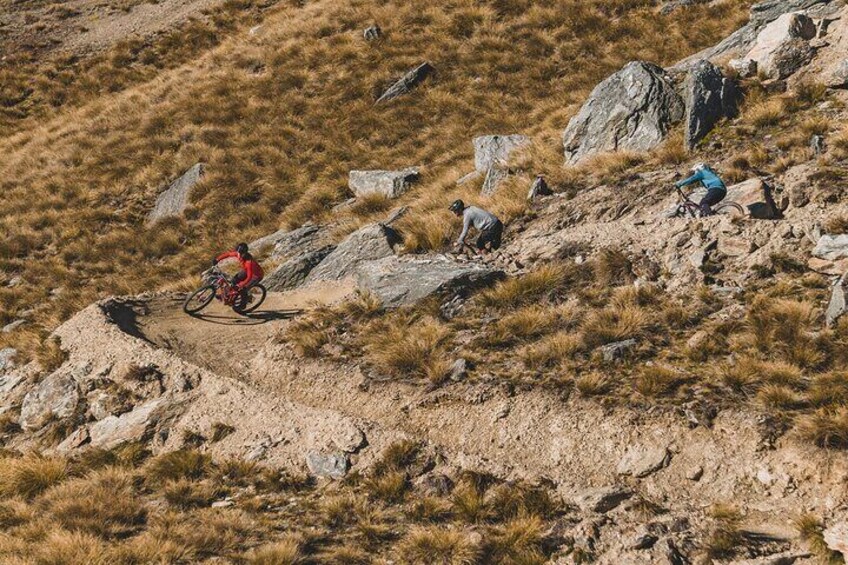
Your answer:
[691,163,708,173]
[235,242,249,256]
[449,199,465,214]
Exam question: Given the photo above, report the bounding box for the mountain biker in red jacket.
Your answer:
[212,242,264,302]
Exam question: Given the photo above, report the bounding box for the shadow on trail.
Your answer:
[188,309,302,326]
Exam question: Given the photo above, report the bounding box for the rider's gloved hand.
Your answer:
[211,258,218,266]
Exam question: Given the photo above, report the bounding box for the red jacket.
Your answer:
[215,250,264,288]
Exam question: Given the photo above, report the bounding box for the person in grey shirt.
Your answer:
[449,199,504,253]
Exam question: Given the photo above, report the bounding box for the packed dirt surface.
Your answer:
[0,0,224,59]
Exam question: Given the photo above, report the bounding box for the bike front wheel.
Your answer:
[713,201,746,218]
[183,285,216,314]
[234,284,267,314]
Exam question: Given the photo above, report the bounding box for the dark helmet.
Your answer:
[235,242,248,256]
[448,199,465,214]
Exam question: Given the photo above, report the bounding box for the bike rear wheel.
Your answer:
[183,285,216,314]
[713,201,746,218]
[234,284,267,314]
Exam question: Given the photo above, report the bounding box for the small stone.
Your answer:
[20,373,80,431]
[631,532,659,550]
[600,339,637,363]
[0,348,17,375]
[363,24,381,40]
[810,134,826,155]
[376,62,434,103]
[415,473,454,496]
[245,437,273,462]
[686,465,704,481]
[617,444,671,478]
[574,486,634,513]
[448,358,468,381]
[211,499,235,508]
[813,235,848,261]
[306,451,348,479]
[56,427,89,452]
[527,175,552,201]
[333,423,366,453]
[826,275,848,328]
[1,319,26,333]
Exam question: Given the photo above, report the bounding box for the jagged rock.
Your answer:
[332,423,366,453]
[674,0,826,69]
[574,486,634,513]
[245,437,272,462]
[600,339,637,363]
[813,234,848,261]
[448,358,468,382]
[528,175,552,201]
[306,224,400,283]
[826,274,848,327]
[88,398,176,449]
[87,389,133,421]
[824,520,848,560]
[355,255,504,308]
[686,465,704,481]
[56,427,89,452]
[474,135,530,173]
[147,163,204,224]
[631,531,659,550]
[250,224,330,261]
[363,24,381,40]
[684,60,739,150]
[827,59,848,87]
[617,444,671,478]
[809,257,848,276]
[306,451,348,479]
[348,168,420,198]
[730,58,758,78]
[376,62,434,103]
[415,473,454,496]
[19,373,81,431]
[727,178,780,219]
[2,319,26,333]
[783,163,813,208]
[0,348,16,375]
[810,134,826,155]
[562,62,684,165]
[745,12,816,79]
[263,247,335,291]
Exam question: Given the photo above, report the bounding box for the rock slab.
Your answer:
[562,62,684,165]
[306,451,348,479]
[473,135,530,173]
[264,247,335,291]
[356,255,504,308]
[826,274,848,327]
[684,60,738,150]
[813,234,848,261]
[348,168,420,198]
[147,163,204,224]
[376,62,434,103]
[745,12,816,78]
[824,520,848,561]
[617,444,671,478]
[250,224,329,261]
[20,372,81,431]
[306,224,399,283]
[88,398,175,450]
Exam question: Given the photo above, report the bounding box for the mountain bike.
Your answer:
[182,266,267,315]
[673,187,745,219]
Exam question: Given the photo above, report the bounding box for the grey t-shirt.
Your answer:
[458,206,499,244]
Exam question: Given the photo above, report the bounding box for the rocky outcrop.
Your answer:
[348,168,420,198]
[562,62,684,165]
[683,60,738,150]
[826,274,848,327]
[250,224,330,261]
[88,397,179,450]
[147,163,204,224]
[305,224,400,283]
[813,234,848,261]
[363,24,381,41]
[727,178,781,219]
[744,12,817,78]
[356,255,504,308]
[528,175,552,201]
[376,62,434,103]
[19,372,81,431]
[263,246,335,291]
[474,135,530,173]
[306,451,348,479]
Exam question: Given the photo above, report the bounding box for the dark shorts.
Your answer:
[232,271,262,289]
[475,220,504,251]
[699,188,727,215]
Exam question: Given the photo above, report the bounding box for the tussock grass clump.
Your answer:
[363,315,452,380]
[808,372,848,407]
[756,384,804,411]
[796,407,848,449]
[521,332,583,369]
[575,372,612,396]
[488,482,559,521]
[483,305,564,348]
[0,453,67,499]
[285,292,383,358]
[396,526,480,565]
[211,422,236,443]
[484,514,546,564]
[365,470,409,503]
[745,297,822,368]
[794,514,843,564]
[479,264,573,310]
[634,365,685,397]
[581,305,650,348]
[162,479,222,510]
[144,450,211,486]
[244,537,303,565]
[705,504,744,559]
[825,215,848,235]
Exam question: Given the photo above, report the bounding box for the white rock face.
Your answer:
[813,234,848,261]
[147,163,205,224]
[19,372,81,431]
[745,12,816,78]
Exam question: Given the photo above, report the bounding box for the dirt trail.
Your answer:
[138,281,356,379]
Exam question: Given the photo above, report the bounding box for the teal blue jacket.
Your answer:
[676,168,727,191]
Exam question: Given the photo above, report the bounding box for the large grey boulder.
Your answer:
[306,451,348,479]
[826,274,848,327]
[473,135,530,173]
[88,398,177,450]
[745,12,817,78]
[305,224,399,283]
[348,168,420,199]
[356,255,504,308]
[376,62,434,103]
[263,246,335,291]
[250,224,330,261]
[684,60,739,150]
[147,163,204,224]
[673,0,827,69]
[687,178,780,219]
[562,62,684,165]
[19,372,81,431]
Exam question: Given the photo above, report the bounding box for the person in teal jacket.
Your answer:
[675,163,727,217]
